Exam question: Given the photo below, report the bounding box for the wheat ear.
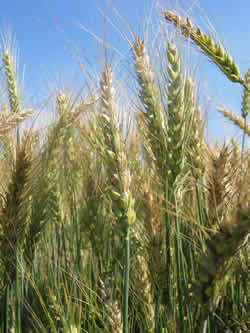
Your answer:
[99,278,123,333]
[0,109,32,137]
[166,41,186,188]
[2,47,23,149]
[217,108,250,136]
[130,222,155,332]
[163,10,243,86]
[0,135,33,285]
[99,66,136,232]
[3,50,21,114]
[132,37,167,176]
[241,69,250,119]
[0,102,14,163]
[99,66,136,333]
[206,144,237,227]
[184,78,205,179]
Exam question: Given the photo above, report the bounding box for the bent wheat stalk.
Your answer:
[163,10,244,86]
[98,66,136,333]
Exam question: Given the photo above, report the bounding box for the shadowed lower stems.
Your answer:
[193,203,250,332]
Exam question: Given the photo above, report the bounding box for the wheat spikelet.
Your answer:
[0,134,33,285]
[133,252,155,332]
[22,92,94,267]
[99,278,123,333]
[99,66,136,231]
[0,109,32,137]
[0,102,15,163]
[166,41,186,188]
[134,111,157,172]
[2,49,21,114]
[79,155,107,254]
[241,69,250,119]
[187,108,205,179]
[56,90,71,116]
[163,10,243,85]
[206,144,234,227]
[184,77,205,179]
[217,107,250,136]
[132,37,167,176]
[129,216,155,331]
[137,178,166,296]
[43,92,97,171]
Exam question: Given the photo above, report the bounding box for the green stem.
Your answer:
[164,178,173,315]
[238,120,247,204]
[123,227,130,333]
[173,192,185,332]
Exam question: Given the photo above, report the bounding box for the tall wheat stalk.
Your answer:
[98,65,136,333]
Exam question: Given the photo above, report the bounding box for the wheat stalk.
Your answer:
[98,66,136,333]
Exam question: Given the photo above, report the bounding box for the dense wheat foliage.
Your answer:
[0,4,249,333]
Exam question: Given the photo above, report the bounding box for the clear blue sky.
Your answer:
[0,0,249,145]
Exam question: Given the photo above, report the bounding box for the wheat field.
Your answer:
[0,5,249,333]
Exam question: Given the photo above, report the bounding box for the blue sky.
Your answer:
[0,0,249,145]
